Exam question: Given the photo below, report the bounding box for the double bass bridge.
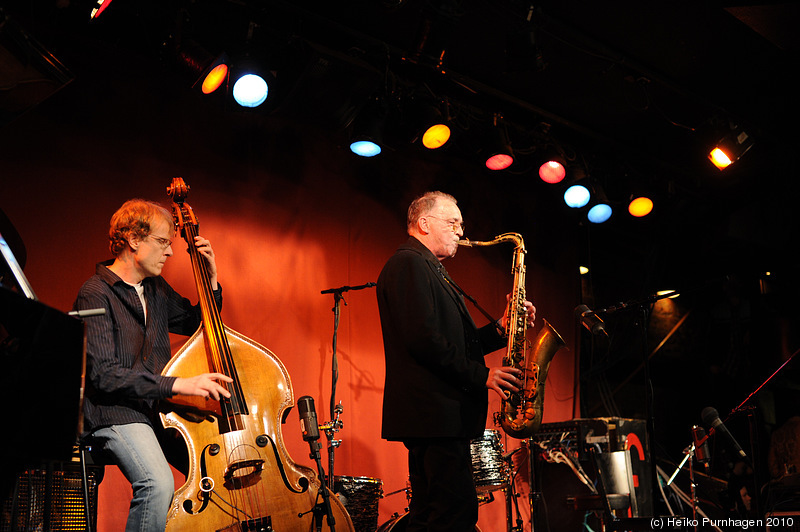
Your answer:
[223,458,266,489]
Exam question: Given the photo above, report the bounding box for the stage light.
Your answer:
[486,153,513,171]
[232,74,268,107]
[176,41,229,95]
[422,123,451,149]
[537,147,568,184]
[564,184,590,208]
[586,185,612,223]
[350,140,382,157]
[484,114,514,170]
[708,125,754,170]
[90,0,113,19]
[416,100,451,149]
[539,160,566,183]
[587,203,612,223]
[349,98,386,157]
[228,58,275,108]
[199,54,229,94]
[628,196,653,217]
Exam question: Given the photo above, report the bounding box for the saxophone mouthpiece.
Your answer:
[458,238,473,247]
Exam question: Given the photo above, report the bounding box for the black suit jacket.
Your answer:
[377,236,506,441]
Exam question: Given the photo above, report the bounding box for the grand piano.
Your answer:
[1,209,88,529]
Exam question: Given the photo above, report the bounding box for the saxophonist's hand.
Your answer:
[499,294,537,331]
[486,366,523,400]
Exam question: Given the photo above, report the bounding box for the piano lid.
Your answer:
[0,207,35,299]
[0,208,85,475]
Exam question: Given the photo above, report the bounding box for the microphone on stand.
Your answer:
[692,425,711,472]
[320,282,376,295]
[298,395,321,443]
[701,407,750,464]
[297,395,336,531]
[575,304,608,337]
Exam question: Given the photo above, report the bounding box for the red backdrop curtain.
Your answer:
[1,87,579,531]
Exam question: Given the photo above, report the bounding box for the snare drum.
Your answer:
[469,429,508,492]
[376,511,482,531]
[333,475,383,532]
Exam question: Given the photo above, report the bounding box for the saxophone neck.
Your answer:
[458,232,525,250]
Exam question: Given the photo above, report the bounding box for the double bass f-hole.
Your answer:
[160,177,354,532]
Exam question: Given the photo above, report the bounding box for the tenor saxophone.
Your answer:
[459,233,566,438]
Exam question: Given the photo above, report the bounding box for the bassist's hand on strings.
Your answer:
[172,373,233,400]
[486,366,523,400]
[193,235,218,289]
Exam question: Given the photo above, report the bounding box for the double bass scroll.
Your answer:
[160,177,354,532]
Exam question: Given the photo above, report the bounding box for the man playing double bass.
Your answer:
[377,191,536,531]
[73,199,233,531]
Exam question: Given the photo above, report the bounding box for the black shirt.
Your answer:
[73,260,222,433]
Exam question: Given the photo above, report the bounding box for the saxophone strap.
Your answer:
[438,266,506,336]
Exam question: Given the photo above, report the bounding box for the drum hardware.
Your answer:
[470,429,510,493]
[500,444,527,532]
[382,486,411,500]
[333,475,383,532]
[319,402,343,490]
[376,511,483,531]
[470,430,532,532]
[477,491,496,506]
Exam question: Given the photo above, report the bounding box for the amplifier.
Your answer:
[534,417,652,527]
[1,461,103,531]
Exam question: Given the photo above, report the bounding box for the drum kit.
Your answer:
[332,429,511,532]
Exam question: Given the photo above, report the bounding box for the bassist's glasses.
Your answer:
[147,235,173,249]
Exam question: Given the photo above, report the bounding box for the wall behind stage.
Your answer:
[0,66,579,532]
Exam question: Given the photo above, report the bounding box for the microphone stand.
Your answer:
[319,282,375,489]
[70,308,106,532]
[712,347,800,518]
[666,436,700,532]
[306,430,336,532]
[594,290,679,517]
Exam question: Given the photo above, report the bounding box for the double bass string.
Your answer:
[179,206,246,420]
[175,201,275,524]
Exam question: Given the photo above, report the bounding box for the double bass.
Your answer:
[160,178,354,532]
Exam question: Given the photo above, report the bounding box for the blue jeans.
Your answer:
[92,423,175,532]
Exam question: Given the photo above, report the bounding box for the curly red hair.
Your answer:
[108,199,173,256]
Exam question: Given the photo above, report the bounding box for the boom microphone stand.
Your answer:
[591,290,680,517]
[319,282,376,489]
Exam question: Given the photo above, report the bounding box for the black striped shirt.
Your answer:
[73,260,222,433]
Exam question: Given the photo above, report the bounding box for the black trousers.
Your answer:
[403,438,478,532]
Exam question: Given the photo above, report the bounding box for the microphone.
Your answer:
[692,425,711,470]
[701,407,749,463]
[297,395,320,442]
[575,304,608,336]
[320,282,376,295]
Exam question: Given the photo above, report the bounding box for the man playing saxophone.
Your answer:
[377,191,536,532]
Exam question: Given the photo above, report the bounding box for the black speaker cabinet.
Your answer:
[1,462,102,531]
